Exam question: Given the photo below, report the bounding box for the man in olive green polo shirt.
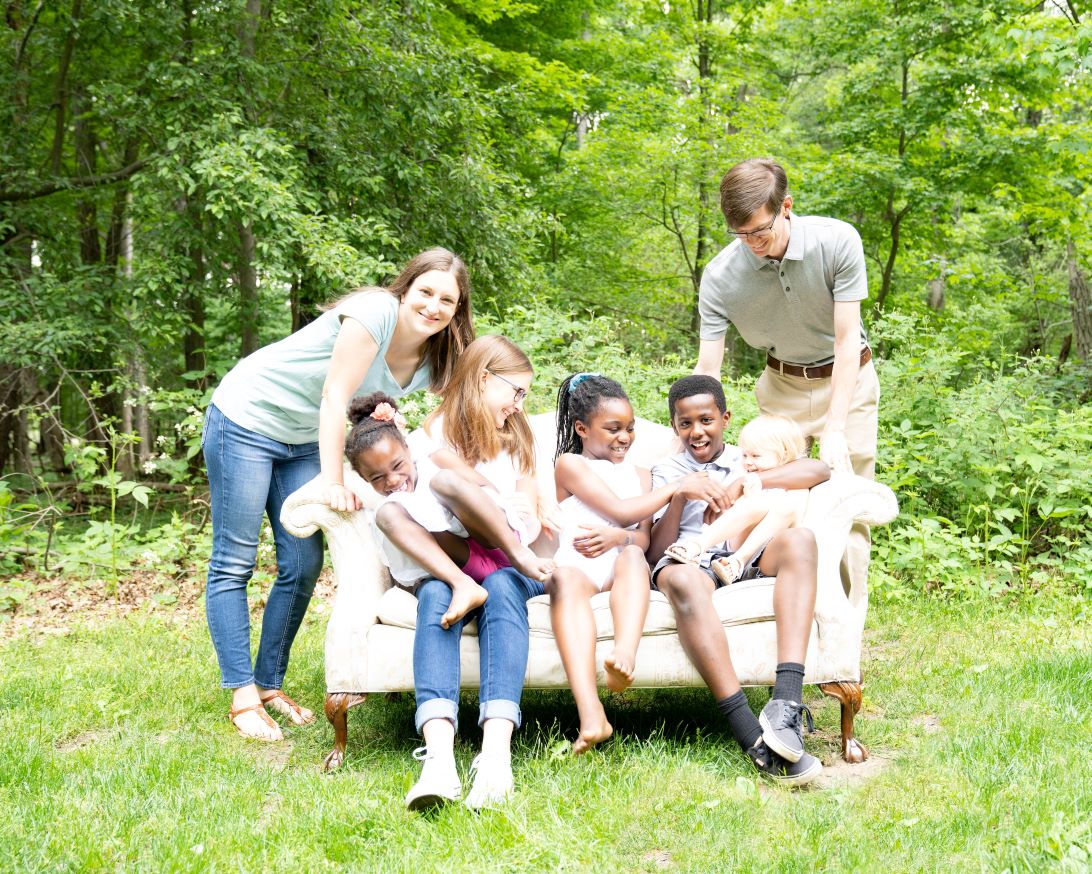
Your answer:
[694,157,879,595]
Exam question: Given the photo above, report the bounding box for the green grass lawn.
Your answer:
[1,590,1089,873]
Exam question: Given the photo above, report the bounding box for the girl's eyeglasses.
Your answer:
[488,371,527,404]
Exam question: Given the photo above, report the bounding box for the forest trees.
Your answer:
[2,0,1089,483]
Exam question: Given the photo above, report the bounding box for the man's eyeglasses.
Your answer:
[488,371,527,404]
[731,208,780,240]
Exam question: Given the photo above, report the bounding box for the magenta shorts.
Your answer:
[461,539,511,582]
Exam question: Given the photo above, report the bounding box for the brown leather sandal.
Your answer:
[259,690,316,725]
[229,702,283,741]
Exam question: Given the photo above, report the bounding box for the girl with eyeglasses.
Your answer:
[388,335,561,812]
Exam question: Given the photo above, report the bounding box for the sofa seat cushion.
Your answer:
[374,575,780,640]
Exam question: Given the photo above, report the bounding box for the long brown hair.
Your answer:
[425,335,535,476]
[324,247,475,393]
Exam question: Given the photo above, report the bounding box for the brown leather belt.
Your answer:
[766,346,872,380]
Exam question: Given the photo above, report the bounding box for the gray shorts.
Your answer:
[651,545,767,590]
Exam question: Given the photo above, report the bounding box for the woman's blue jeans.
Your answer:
[202,404,324,689]
[413,568,545,733]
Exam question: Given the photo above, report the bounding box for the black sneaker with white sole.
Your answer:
[759,698,814,763]
[747,738,821,788]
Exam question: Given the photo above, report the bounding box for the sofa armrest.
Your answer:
[802,474,899,619]
[280,469,392,693]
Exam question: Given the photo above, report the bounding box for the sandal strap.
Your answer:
[229,702,277,728]
[259,690,315,723]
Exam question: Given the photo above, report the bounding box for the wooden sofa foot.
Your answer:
[819,681,868,763]
[323,692,368,772]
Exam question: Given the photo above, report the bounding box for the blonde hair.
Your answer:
[737,414,806,466]
[425,335,535,476]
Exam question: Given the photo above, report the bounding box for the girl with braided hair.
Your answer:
[549,373,684,754]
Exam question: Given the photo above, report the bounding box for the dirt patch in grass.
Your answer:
[55,728,118,752]
[811,753,893,789]
[1,568,335,640]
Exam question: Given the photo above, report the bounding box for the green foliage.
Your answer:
[871,314,1092,598]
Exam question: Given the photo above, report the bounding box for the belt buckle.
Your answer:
[802,364,820,381]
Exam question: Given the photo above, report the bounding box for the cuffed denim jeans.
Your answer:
[413,567,545,733]
[202,404,324,689]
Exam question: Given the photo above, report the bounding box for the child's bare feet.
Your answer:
[442,576,489,629]
[511,545,556,582]
[604,649,635,693]
[571,719,613,755]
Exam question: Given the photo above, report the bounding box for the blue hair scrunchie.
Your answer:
[568,372,601,392]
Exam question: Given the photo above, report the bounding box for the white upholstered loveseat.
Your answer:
[281,413,898,770]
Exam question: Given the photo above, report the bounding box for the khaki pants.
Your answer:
[754,360,880,598]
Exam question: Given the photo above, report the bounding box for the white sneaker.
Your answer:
[405,747,462,811]
[464,753,513,810]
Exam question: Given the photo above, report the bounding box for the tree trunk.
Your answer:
[235,0,262,357]
[1068,239,1092,362]
[48,0,82,176]
[238,220,260,357]
[73,83,101,265]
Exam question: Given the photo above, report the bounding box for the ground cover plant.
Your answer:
[1,583,1088,872]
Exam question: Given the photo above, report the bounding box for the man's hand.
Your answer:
[323,481,362,513]
[819,428,852,474]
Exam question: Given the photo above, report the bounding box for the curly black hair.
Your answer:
[344,391,407,467]
[554,373,629,460]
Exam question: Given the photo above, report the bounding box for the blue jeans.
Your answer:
[413,567,545,733]
[202,404,324,689]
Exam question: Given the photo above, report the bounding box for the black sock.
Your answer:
[717,691,762,751]
[772,662,805,703]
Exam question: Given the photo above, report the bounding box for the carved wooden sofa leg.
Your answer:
[818,681,868,763]
[323,692,368,772]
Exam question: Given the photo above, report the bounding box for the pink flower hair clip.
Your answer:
[371,402,407,431]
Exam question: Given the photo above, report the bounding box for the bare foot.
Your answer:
[442,576,489,629]
[229,703,283,742]
[604,649,635,693]
[571,720,613,755]
[511,545,556,582]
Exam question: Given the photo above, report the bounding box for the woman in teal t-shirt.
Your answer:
[203,248,475,741]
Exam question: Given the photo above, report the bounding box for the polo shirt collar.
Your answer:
[740,217,805,270]
[782,214,805,261]
[706,446,737,470]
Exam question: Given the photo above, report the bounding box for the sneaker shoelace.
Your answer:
[775,702,815,735]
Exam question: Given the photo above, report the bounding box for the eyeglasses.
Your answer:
[731,208,781,240]
[488,371,527,404]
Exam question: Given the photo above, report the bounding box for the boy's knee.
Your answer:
[656,565,704,604]
[781,527,817,560]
